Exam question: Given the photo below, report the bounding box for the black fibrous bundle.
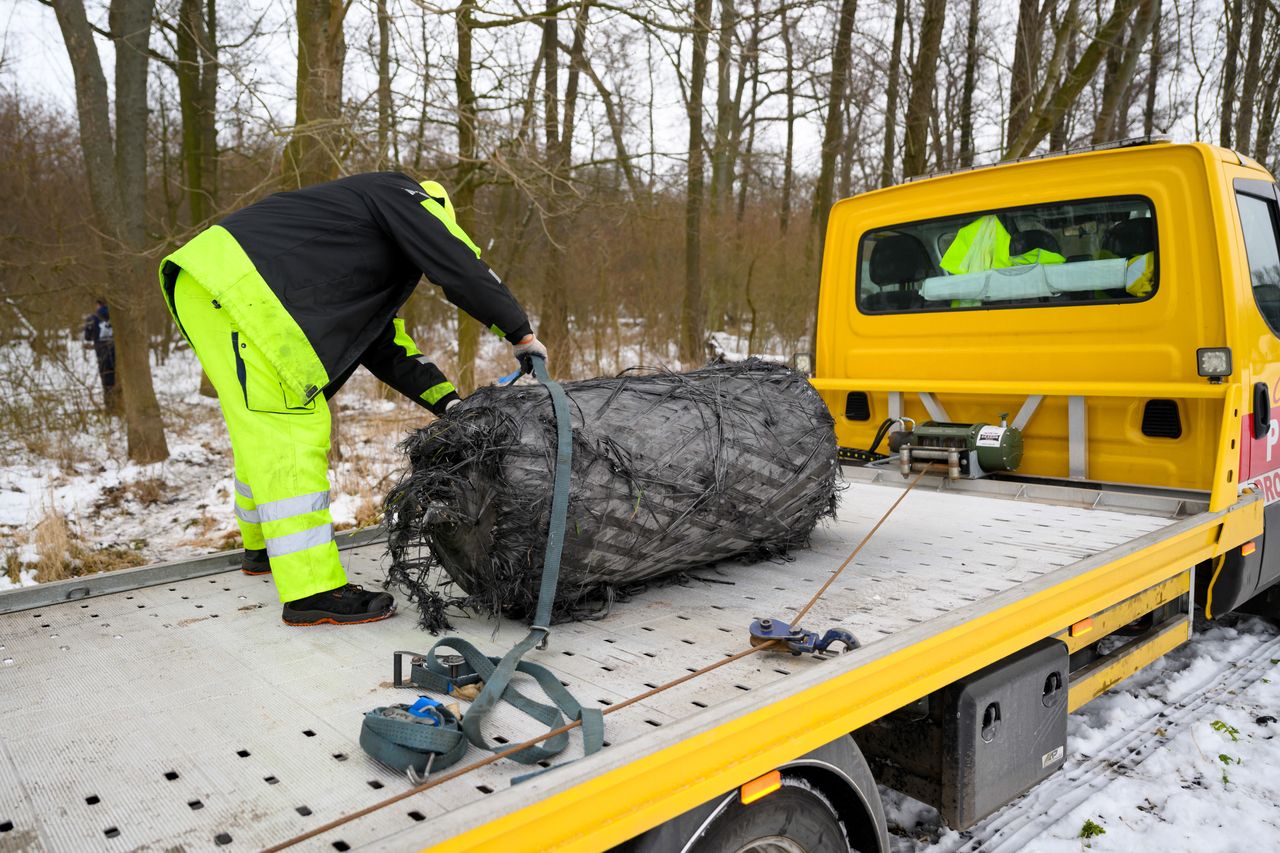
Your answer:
[384,359,839,633]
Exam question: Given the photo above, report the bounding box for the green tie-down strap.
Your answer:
[363,353,598,782]
[403,636,604,771]
[359,702,470,777]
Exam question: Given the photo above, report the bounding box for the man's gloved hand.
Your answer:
[511,334,548,375]
[445,397,462,413]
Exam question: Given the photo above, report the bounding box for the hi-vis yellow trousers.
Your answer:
[173,270,347,602]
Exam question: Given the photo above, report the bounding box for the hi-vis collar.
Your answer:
[418,179,456,222]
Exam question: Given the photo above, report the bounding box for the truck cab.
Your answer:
[812,138,1280,618]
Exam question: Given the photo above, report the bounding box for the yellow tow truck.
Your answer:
[0,138,1275,851]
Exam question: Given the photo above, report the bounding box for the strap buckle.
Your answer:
[392,650,424,688]
[406,697,445,726]
[531,625,551,651]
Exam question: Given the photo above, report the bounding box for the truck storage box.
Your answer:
[855,638,1068,828]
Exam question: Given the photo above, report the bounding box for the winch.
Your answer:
[893,415,1023,479]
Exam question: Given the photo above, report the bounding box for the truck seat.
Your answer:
[867,233,934,310]
[1103,218,1155,257]
[1009,229,1061,256]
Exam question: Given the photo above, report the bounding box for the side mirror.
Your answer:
[1254,382,1271,439]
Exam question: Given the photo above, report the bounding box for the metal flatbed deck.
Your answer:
[0,472,1231,852]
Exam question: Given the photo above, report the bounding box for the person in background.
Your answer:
[82,297,117,407]
[159,173,546,627]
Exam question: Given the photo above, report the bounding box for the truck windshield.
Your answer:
[856,196,1157,313]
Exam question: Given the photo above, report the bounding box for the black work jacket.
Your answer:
[165,172,531,413]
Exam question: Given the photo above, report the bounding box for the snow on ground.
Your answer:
[706,330,790,364]
[886,614,1280,852]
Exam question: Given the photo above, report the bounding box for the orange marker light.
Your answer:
[1070,617,1094,637]
[740,770,782,805]
[1242,541,1257,556]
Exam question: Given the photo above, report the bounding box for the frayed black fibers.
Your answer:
[384,359,839,633]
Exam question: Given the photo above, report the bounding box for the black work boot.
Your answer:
[282,584,396,626]
[242,548,271,576]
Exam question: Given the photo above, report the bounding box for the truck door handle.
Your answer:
[1254,383,1271,439]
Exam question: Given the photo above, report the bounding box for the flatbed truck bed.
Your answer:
[0,470,1257,852]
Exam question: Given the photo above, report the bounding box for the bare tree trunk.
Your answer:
[1254,24,1280,166]
[958,0,980,167]
[376,0,391,168]
[1007,0,1045,152]
[880,0,906,185]
[902,0,946,177]
[779,0,795,233]
[1220,0,1245,148]
[453,0,481,393]
[1005,0,1138,159]
[724,0,757,209]
[736,6,761,224]
[1143,0,1163,136]
[811,0,856,245]
[411,10,430,172]
[1234,0,1268,149]
[540,0,567,364]
[283,0,346,187]
[709,0,737,216]
[541,0,591,374]
[578,51,645,202]
[1092,0,1160,143]
[1048,10,1078,150]
[176,0,216,226]
[201,0,217,199]
[52,0,169,463]
[680,0,712,364]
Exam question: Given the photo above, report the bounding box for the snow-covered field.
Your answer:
[887,613,1280,852]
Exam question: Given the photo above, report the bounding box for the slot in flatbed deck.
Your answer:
[0,471,1251,852]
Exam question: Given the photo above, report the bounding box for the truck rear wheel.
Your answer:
[690,777,851,853]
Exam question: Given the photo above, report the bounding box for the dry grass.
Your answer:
[15,427,94,472]
[179,513,240,551]
[127,477,167,506]
[335,496,383,532]
[3,549,20,585]
[21,502,146,580]
[78,545,147,574]
[353,496,383,529]
[31,502,74,582]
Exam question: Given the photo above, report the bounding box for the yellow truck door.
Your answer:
[1231,172,1280,600]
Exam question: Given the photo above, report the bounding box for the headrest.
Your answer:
[870,233,933,284]
[1009,229,1061,256]
[1104,218,1155,257]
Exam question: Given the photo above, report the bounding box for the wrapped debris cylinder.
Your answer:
[385,359,838,632]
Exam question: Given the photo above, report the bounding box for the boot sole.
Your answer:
[281,608,396,627]
[242,568,271,576]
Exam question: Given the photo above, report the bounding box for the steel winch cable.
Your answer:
[261,465,936,852]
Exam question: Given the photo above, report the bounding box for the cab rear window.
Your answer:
[856,196,1158,314]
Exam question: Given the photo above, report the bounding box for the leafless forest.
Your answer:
[3,0,1280,470]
